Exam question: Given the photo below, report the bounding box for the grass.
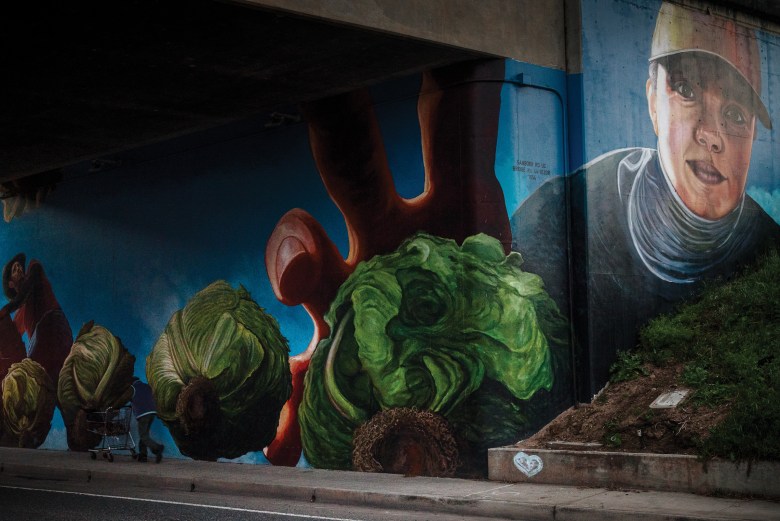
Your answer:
[609,351,649,383]
[602,418,622,448]
[614,248,780,462]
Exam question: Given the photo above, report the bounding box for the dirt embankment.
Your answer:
[520,363,730,454]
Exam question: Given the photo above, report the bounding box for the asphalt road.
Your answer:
[0,476,495,521]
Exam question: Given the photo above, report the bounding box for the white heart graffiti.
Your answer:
[513,451,543,478]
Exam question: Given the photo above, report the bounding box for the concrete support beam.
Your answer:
[236,0,567,70]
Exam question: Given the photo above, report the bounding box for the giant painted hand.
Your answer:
[264,59,510,466]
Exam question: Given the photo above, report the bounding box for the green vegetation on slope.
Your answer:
[615,248,780,461]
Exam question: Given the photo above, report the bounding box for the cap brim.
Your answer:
[651,49,772,130]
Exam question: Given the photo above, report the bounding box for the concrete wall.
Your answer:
[238,0,568,69]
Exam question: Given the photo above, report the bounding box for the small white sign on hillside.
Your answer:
[650,389,690,409]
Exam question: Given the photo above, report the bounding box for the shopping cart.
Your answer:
[86,406,136,462]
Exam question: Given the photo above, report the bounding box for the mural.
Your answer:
[0,170,62,223]
[514,1,780,396]
[0,255,71,448]
[297,232,567,475]
[0,0,778,479]
[58,322,135,451]
[146,281,291,461]
[1,254,73,386]
[261,60,570,473]
[1,358,55,448]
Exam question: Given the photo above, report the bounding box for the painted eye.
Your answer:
[673,81,695,100]
[724,105,747,126]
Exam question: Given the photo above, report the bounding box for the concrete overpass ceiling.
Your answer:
[1,0,485,183]
[4,0,777,185]
[719,0,780,23]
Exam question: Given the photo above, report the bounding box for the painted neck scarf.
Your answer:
[624,148,744,283]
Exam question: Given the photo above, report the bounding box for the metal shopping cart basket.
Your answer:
[86,406,136,462]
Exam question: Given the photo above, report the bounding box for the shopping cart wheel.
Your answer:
[107,452,114,462]
[90,452,96,460]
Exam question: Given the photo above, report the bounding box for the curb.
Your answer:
[2,450,777,521]
[0,459,555,521]
[489,446,780,500]
[0,460,678,521]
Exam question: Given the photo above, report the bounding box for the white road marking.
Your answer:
[0,485,363,521]
[462,483,514,498]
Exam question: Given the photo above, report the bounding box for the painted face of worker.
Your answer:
[647,54,756,220]
[8,261,24,292]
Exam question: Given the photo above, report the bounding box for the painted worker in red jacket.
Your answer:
[0,253,73,385]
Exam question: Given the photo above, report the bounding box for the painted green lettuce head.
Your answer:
[1,359,56,448]
[146,281,292,461]
[299,233,568,471]
[58,321,136,451]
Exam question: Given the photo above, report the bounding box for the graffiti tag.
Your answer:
[513,451,543,477]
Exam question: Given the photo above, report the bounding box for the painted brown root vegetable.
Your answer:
[264,58,509,466]
[68,407,102,451]
[352,408,459,477]
[174,376,223,436]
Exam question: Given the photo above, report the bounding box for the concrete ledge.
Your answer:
[488,447,780,499]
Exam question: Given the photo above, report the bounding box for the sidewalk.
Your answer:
[0,447,777,520]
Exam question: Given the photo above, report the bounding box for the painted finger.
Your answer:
[265,208,350,318]
[417,59,511,251]
[301,90,403,263]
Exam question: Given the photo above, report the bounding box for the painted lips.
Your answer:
[687,160,725,184]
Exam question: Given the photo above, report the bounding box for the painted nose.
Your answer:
[695,93,725,153]
[695,123,723,153]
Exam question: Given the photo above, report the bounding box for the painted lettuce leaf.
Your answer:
[146,281,292,461]
[57,322,135,451]
[1,358,56,448]
[299,232,567,470]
